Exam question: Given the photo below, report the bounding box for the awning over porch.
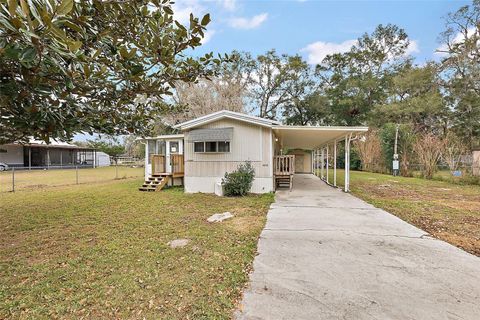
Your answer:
[272,125,368,149]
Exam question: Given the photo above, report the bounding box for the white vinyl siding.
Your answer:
[184,118,273,180]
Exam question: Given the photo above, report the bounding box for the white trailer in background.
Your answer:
[95,152,111,167]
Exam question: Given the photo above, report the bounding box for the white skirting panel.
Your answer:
[185,176,274,194]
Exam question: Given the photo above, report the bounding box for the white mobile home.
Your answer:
[140,110,368,193]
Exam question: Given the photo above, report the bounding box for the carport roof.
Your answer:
[273,125,368,149]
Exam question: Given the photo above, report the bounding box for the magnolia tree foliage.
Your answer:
[0,0,220,144]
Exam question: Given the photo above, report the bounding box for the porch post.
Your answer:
[333,140,337,187]
[47,148,50,170]
[166,141,171,173]
[145,140,149,178]
[326,145,329,184]
[60,150,63,167]
[321,148,325,180]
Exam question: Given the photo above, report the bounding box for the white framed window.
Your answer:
[218,141,230,152]
[194,141,204,152]
[194,141,230,153]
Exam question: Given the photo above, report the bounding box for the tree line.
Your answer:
[168,1,479,178]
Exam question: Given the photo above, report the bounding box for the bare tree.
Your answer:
[170,78,245,123]
[443,131,468,173]
[414,133,445,179]
[160,52,252,126]
[244,50,315,120]
[354,130,384,172]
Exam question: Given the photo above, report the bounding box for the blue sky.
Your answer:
[178,0,469,64]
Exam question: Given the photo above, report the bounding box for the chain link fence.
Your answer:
[0,165,144,193]
[356,161,480,184]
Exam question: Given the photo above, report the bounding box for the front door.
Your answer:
[295,154,304,173]
[152,155,166,174]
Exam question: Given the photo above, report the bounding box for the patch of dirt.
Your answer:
[437,199,480,212]
[227,216,262,234]
[361,184,422,200]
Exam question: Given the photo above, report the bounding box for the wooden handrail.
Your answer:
[274,155,295,176]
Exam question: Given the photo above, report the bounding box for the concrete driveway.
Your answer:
[236,174,480,320]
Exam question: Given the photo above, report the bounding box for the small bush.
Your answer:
[222,161,255,196]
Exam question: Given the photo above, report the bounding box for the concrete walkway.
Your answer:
[236,174,480,320]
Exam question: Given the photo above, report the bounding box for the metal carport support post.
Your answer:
[320,148,325,180]
[344,134,351,192]
[312,149,315,176]
[326,145,329,184]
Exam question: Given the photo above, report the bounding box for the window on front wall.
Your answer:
[205,141,217,152]
[194,141,204,152]
[194,141,230,153]
[218,141,230,152]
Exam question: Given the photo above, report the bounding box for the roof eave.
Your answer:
[175,111,280,131]
[273,125,369,131]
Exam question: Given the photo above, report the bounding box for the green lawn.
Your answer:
[324,169,480,256]
[0,179,273,319]
[0,166,144,193]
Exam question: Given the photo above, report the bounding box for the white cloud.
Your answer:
[435,27,476,56]
[302,38,420,64]
[173,0,206,24]
[301,39,357,64]
[217,0,237,11]
[229,13,268,30]
[202,30,216,44]
[405,40,420,55]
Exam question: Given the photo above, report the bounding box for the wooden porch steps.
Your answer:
[138,175,170,192]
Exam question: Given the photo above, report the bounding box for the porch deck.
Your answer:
[139,154,184,191]
[273,155,295,190]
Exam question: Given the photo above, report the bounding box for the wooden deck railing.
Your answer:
[151,155,166,174]
[274,155,295,176]
[151,154,184,176]
[171,154,184,175]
